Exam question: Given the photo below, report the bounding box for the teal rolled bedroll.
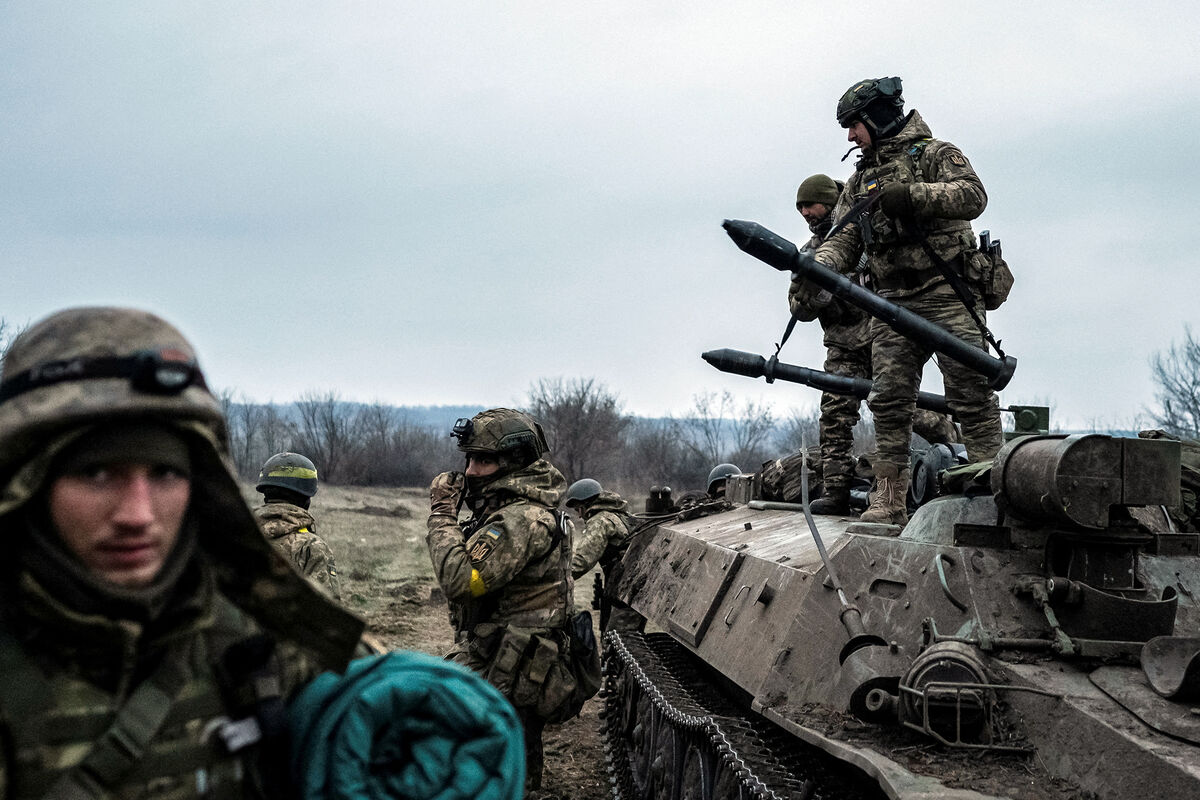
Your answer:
[289,650,525,800]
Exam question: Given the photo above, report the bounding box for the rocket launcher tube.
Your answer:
[722,219,1017,390]
[702,348,952,415]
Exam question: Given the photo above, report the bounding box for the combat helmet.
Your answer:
[0,306,223,481]
[566,478,603,508]
[836,77,906,141]
[707,463,742,495]
[0,307,362,669]
[257,451,319,498]
[451,408,549,470]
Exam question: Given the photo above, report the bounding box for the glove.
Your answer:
[429,471,465,517]
[877,183,915,219]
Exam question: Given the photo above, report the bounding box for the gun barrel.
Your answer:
[702,348,951,415]
[722,219,1016,390]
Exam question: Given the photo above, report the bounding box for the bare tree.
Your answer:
[294,391,362,483]
[618,416,707,491]
[728,397,775,467]
[0,318,29,372]
[680,391,777,469]
[680,391,734,464]
[776,407,821,452]
[1150,326,1200,439]
[218,391,270,478]
[526,377,630,483]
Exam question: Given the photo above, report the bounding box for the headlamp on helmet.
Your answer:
[451,408,549,470]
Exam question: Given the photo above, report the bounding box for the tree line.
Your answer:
[4,319,1200,491]
[219,381,833,493]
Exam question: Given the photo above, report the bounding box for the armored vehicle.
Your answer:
[600,222,1200,799]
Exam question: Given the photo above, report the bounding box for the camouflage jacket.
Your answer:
[254,502,341,601]
[427,458,572,633]
[570,491,632,579]
[816,110,987,298]
[0,564,318,799]
[791,218,872,350]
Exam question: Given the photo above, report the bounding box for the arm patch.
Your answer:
[468,527,502,563]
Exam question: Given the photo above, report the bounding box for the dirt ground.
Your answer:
[300,484,610,799]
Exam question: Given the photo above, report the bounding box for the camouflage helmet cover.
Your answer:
[257,451,319,497]
[707,463,742,494]
[836,76,905,138]
[565,478,603,507]
[451,407,549,462]
[0,307,225,479]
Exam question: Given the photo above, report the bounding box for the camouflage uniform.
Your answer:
[816,110,1002,476]
[427,456,574,790]
[791,215,873,496]
[570,490,643,633]
[254,502,341,600]
[0,307,362,798]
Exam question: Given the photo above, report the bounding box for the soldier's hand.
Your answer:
[877,183,915,219]
[430,471,465,517]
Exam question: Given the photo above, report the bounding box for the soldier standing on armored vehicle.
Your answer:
[254,451,342,600]
[0,307,361,797]
[566,478,644,633]
[789,173,873,515]
[814,76,1002,525]
[427,408,589,796]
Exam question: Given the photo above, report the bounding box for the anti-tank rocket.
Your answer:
[722,219,1016,390]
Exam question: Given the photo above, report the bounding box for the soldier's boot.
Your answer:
[860,463,909,526]
[808,486,851,515]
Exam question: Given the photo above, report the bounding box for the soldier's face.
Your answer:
[48,462,191,588]
[799,202,830,224]
[846,120,872,149]
[465,454,501,478]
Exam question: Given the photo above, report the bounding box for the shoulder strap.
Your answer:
[43,644,194,800]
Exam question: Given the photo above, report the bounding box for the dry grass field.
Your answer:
[247,483,610,799]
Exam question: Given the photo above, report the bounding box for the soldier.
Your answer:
[814,76,1002,525]
[426,408,577,794]
[566,478,643,633]
[706,462,742,499]
[0,307,362,797]
[254,451,341,600]
[789,173,874,515]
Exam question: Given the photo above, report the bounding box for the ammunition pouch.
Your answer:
[469,614,600,724]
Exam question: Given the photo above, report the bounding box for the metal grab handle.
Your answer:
[724,585,752,626]
[936,553,969,611]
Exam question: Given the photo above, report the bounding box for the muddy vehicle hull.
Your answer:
[604,435,1200,799]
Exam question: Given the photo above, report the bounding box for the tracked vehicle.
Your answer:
[600,222,1200,799]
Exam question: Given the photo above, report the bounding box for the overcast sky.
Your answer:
[3,2,1197,431]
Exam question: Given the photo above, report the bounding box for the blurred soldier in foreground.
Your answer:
[566,478,644,633]
[254,451,341,600]
[427,408,596,795]
[0,307,361,797]
[789,173,873,514]
[815,76,1002,525]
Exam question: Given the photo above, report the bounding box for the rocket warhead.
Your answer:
[722,219,801,272]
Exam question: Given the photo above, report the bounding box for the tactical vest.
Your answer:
[0,597,288,800]
[850,139,978,283]
[458,502,573,631]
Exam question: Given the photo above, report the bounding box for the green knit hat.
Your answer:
[796,174,841,209]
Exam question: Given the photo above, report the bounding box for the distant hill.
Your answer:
[390,405,488,429]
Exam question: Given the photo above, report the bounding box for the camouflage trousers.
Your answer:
[868,284,1002,471]
[820,342,873,491]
